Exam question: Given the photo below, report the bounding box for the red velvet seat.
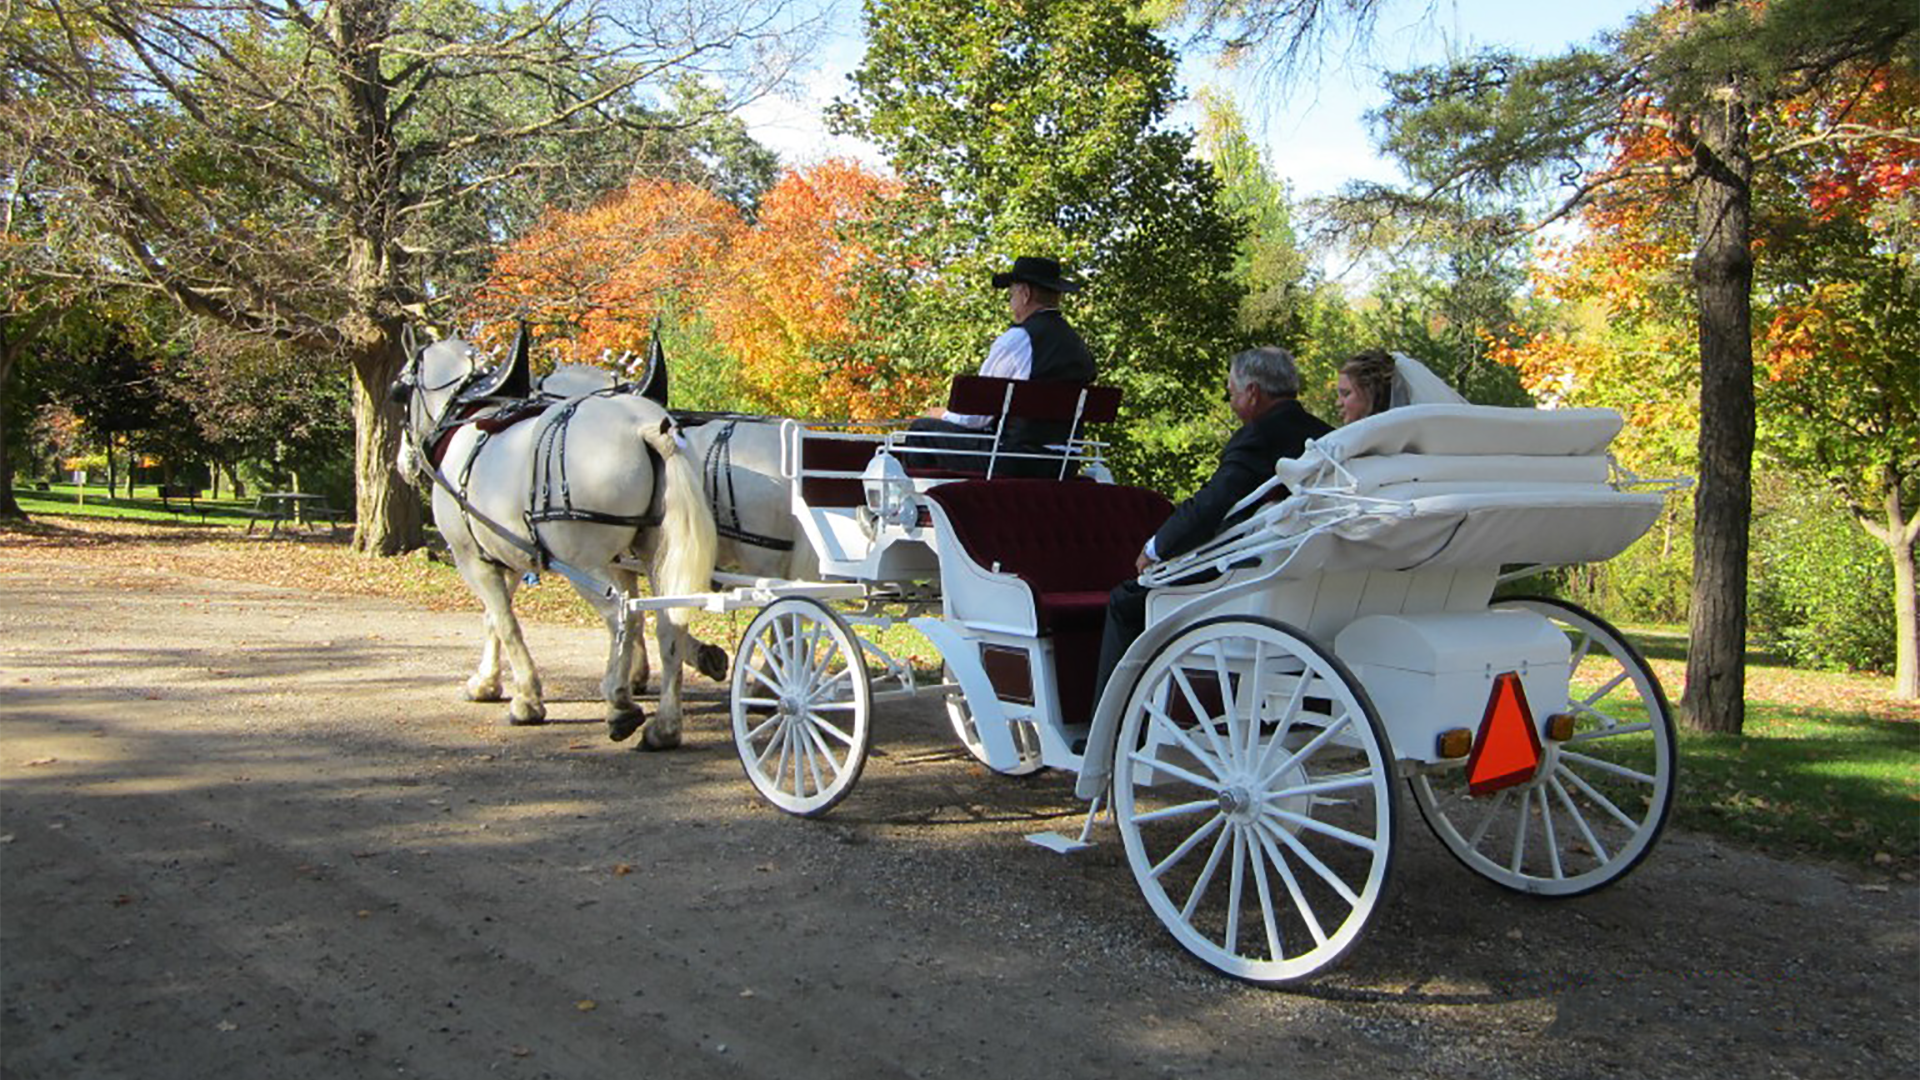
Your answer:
[926,480,1172,724]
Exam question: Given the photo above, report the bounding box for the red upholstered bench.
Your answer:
[925,479,1172,723]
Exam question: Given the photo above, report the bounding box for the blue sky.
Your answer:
[740,0,1655,200]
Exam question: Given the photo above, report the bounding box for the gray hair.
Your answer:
[1229,346,1300,398]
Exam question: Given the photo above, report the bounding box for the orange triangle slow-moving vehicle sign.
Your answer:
[1465,672,1544,796]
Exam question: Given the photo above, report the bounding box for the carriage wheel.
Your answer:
[945,668,1045,776]
[1411,596,1677,896]
[1113,617,1397,984]
[730,597,873,817]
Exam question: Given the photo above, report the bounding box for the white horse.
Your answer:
[393,337,717,749]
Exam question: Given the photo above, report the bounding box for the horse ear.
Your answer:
[656,418,671,437]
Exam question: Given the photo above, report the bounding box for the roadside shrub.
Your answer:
[1750,488,1895,673]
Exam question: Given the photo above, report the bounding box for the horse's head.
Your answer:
[392,336,483,481]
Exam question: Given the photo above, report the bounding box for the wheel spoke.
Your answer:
[1145,699,1228,783]
[1170,666,1232,766]
[1254,823,1327,947]
[1125,747,1223,793]
[1538,787,1566,880]
[1578,670,1631,710]
[1265,770,1377,802]
[743,660,785,696]
[1178,823,1234,920]
[743,711,782,744]
[1260,712,1353,788]
[1223,828,1247,951]
[1238,639,1270,764]
[1257,817,1362,909]
[1251,673,1311,783]
[1549,774,1612,864]
[1465,788,1512,848]
[1266,805,1378,852]
[1210,645,1246,768]
[1553,761,1642,830]
[1149,810,1226,880]
[1245,826,1285,961]
[1133,798,1220,826]
[1507,789,1531,873]
[1559,749,1656,786]
[1567,721,1652,742]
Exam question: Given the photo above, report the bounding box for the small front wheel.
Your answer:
[730,597,873,816]
[945,668,1045,775]
[1113,617,1397,984]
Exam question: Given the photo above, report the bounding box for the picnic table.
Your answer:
[245,492,345,538]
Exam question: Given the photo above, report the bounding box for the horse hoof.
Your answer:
[640,724,682,752]
[695,643,729,682]
[466,682,504,704]
[607,708,646,743]
[509,701,547,726]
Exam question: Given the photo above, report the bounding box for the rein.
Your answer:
[702,420,795,552]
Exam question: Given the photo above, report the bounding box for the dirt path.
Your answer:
[2,541,1914,1080]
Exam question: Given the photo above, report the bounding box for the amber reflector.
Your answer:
[1546,712,1577,742]
[1465,672,1544,796]
[1436,728,1473,759]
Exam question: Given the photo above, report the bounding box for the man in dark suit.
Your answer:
[909,256,1095,473]
[1091,345,1332,706]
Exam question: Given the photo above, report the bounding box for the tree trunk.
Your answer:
[1874,466,1920,701]
[0,349,22,521]
[348,328,423,555]
[1681,79,1755,735]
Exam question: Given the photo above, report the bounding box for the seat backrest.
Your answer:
[798,434,882,508]
[945,376,1122,425]
[926,479,1171,595]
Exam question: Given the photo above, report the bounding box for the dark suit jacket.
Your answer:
[1151,399,1333,561]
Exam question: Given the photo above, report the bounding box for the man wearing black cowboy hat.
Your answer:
[909,255,1095,472]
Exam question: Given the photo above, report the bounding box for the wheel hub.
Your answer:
[1217,785,1257,821]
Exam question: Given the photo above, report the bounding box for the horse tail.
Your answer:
[641,418,717,629]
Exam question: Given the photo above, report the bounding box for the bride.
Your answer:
[1336,349,1466,422]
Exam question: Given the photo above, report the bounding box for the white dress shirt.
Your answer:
[943,322,1036,429]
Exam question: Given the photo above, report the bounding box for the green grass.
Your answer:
[9,498,1914,874]
[16,484,265,526]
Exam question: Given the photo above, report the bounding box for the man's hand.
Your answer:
[920,406,946,420]
[1135,550,1154,573]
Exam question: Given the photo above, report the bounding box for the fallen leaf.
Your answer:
[575,999,597,1012]
[510,1046,532,1058]
[356,910,372,919]
[611,863,634,876]
[22,757,56,767]
[215,1020,238,1033]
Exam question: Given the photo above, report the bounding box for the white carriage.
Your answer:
[652,375,1684,984]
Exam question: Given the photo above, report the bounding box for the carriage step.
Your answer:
[1025,830,1096,854]
[1024,795,1107,854]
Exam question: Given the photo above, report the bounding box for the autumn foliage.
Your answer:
[471,159,931,418]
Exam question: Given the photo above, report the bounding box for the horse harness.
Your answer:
[697,419,794,552]
[429,387,666,571]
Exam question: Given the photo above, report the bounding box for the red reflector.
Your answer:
[1466,672,1543,796]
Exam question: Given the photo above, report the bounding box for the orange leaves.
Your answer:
[476,179,743,364]
[470,160,930,417]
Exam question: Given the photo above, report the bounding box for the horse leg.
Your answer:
[590,568,648,743]
[643,607,688,751]
[466,622,505,703]
[461,560,545,725]
[628,609,652,695]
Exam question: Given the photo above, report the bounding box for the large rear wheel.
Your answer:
[1113,617,1397,984]
[730,597,873,817]
[1410,596,1676,896]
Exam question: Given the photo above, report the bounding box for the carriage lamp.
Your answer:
[1546,712,1577,742]
[1436,727,1473,759]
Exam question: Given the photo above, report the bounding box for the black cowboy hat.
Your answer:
[991,255,1083,293]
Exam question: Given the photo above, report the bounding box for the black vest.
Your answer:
[1004,308,1096,456]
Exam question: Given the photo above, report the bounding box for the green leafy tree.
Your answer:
[2,0,810,552]
[831,0,1248,491]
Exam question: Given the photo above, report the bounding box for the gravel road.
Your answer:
[2,539,1914,1079]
